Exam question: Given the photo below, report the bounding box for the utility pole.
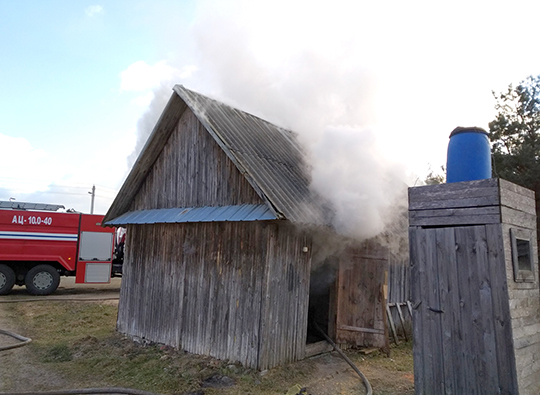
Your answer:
[89,185,95,214]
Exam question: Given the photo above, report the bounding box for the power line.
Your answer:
[0,177,119,191]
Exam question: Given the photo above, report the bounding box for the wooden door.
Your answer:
[334,242,389,350]
[410,224,517,394]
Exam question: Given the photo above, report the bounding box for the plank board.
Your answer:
[334,242,389,351]
[117,221,312,370]
[408,178,500,210]
[131,108,264,212]
[409,224,518,394]
[409,206,501,227]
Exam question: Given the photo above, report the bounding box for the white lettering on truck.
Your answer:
[11,215,52,226]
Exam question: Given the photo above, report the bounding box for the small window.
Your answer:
[510,228,535,283]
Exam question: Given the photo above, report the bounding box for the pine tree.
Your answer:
[489,75,540,247]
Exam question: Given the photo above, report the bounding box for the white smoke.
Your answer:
[310,126,405,240]
[187,3,406,240]
[127,84,173,168]
[125,0,409,241]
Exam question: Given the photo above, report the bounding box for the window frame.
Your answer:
[510,228,535,283]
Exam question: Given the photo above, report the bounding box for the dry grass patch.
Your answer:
[4,301,413,395]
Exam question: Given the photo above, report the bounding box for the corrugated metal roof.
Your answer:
[174,85,329,225]
[106,204,276,226]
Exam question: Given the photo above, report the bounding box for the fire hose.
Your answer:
[0,297,119,304]
[0,297,163,395]
[0,327,162,395]
[1,297,371,394]
[0,389,162,395]
[312,322,373,395]
[0,328,32,351]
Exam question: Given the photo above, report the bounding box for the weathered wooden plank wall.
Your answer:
[387,258,410,304]
[408,178,502,227]
[130,108,263,212]
[334,242,389,350]
[410,224,518,394]
[117,221,311,370]
[258,223,312,369]
[387,258,411,338]
[408,179,540,394]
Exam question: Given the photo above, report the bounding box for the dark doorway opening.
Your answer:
[306,256,337,344]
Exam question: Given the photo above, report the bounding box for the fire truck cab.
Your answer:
[0,201,122,295]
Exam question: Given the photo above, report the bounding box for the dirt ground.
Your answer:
[0,277,414,395]
[0,277,122,392]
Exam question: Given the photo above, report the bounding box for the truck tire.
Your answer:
[25,264,60,295]
[0,264,16,295]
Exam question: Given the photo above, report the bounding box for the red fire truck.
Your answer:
[0,201,123,295]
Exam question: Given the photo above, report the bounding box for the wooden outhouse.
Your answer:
[409,178,540,394]
[104,85,388,369]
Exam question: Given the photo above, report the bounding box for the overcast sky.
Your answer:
[2,0,540,222]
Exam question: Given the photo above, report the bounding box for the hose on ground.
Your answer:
[0,332,163,395]
[0,332,161,395]
[312,321,373,395]
[0,388,162,395]
[0,328,32,351]
[0,297,119,303]
[1,302,162,395]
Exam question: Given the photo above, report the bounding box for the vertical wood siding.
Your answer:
[409,179,540,394]
[410,224,518,394]
[257,223,312,369]
[117,221,311,369]
[334,243,389,350]
[387,258,411,338]
[131,108,263,211]
[387,258,410,304]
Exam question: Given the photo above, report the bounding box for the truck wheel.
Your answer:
[25,265,60,295]
[0,264,16,295]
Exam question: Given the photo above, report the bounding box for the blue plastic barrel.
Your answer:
[446,127,491,183]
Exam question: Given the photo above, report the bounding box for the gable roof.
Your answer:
[104,85,328,226]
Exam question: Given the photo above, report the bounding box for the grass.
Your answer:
[5,301,414,394]
[350,342,415,395]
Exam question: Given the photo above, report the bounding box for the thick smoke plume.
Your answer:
[128,0,409,244]
[310,126,405,241]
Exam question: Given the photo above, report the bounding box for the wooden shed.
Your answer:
[104,85,389,369]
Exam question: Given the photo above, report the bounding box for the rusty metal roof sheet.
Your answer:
[106,204,276,226]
